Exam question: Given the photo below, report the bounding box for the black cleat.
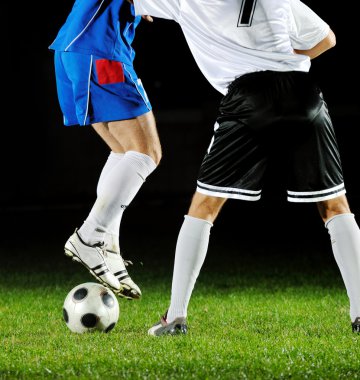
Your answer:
[352,317,360,333]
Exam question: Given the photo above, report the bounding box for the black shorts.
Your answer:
[197,71,345,202]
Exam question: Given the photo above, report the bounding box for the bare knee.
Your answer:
[147,144,162,166]
[188,192,227,223]
[107,115,162,165]
[132,111,162,165]
[317,195,351,222]
[128,144,162,166]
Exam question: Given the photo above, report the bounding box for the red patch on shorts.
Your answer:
[95,59,125,85]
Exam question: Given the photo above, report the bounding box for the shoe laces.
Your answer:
[101,244,133,266]
[92,241,108,256]
[121,254,133,267]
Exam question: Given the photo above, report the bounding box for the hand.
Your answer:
[142,15,153,22]
[126,0,153,22]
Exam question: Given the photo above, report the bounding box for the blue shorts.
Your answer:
[54,51,152,126]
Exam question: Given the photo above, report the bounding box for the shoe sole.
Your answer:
[115,284,141,301]
[104,258,142,300]
[148,320,188,336]
[64,247,122,294]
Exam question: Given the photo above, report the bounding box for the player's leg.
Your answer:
[284,72,360,332]
[166,193,226,318]
[80,111,160,246]
[77,111,160,299]
[96,111,161,253]
[107,111,161,162]
[83,59,160,257]
[61,53,160,296]
[56,52,122,291]
[318,195,360,332]
[148,75,268,335]
[148,192,226,336]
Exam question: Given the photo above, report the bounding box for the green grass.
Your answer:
[0,234,359,380]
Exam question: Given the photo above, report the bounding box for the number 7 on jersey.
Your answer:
[237,0,257,27]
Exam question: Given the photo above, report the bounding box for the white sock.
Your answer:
[96,152,124,252]
[78,151,156,246]
[167,215,213,322]
[97,152,125,194]
[325,213,360,322]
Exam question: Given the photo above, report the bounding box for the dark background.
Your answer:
[3,1,360,246]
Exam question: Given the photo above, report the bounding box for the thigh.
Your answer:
[188,191,227,223]
[111,111,161,161]
[93,111,161,162]
[91,122,124,152]
[317,194,351,221]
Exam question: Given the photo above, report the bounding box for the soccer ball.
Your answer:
[63,282,119,334]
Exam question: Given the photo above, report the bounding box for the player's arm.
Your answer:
[289,0,333,59]
[294,29,336,59]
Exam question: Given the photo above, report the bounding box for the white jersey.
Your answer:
[133,0,329,94]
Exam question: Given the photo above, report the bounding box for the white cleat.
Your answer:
[104,251,142,300]
[64,230,121,292]
[148,311,188,336]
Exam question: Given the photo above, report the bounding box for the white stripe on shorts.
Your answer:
[197,181,261,201]
[287,183,346,203]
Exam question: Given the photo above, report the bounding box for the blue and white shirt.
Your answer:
[49,0,141,65]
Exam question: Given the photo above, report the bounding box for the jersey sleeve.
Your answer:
[289,0,330,50]
[133,0,180,22]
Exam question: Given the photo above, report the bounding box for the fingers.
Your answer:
[142,15,153,22]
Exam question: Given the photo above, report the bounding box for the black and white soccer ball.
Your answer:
[63,282,119,334]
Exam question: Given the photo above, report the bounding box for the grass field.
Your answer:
[1,203,360,379]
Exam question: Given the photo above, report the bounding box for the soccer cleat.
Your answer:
[64,230,121,292]
[103,250,142,300]
[148,311,188,336]
[352,317,360,333]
